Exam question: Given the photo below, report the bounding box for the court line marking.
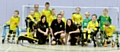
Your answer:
[5,47,11,52]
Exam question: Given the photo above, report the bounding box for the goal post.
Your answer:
[22,5,120,30]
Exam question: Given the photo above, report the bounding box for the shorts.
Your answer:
[9,30,16,34]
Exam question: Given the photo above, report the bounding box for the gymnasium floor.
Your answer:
[0,27,120,52]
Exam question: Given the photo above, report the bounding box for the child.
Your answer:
[98,8,112,31]
[42,2,52,26]
[72,7,83,28]
[82,12,91,45]
[6,10,20,42]
[103,22,116,47]
[84,14,99,47]
[34,4,41,22]
[60,10,66,27]
[49,8,57,26]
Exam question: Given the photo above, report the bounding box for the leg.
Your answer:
[2,25,8,44]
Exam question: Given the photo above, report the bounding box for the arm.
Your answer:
[6,17,12,25]
[80,14,83,23]
[109,16,112,24]
[38,28,45,34]
[69,29,80,34]
[72,15,75,23]
[97,16,101,23]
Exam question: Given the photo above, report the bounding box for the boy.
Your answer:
[72,7,83,28]
[6,10,20,42]
[42,2,52,26]
[84,14,99,47]
[103,22,116,47]
[82,12,91,45]
[98,8,112,31]
[49,8,57,26]
[60,10,66,27]
[34,4,41,22]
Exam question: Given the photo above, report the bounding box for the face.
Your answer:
[103,11,108,15]
[42,17,46,23]
[14,12,18,17]
[60,11,64,16]
[85,14,90,18]
[57,15,62,22]
[34,5,39,11]
[30,11,34,15]
[45,4,49,9]
[92,16,96,22]
[67,20,71,26]
[76,8,80,13]
[52,10,56,15]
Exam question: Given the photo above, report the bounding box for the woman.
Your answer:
[36,15,49,44]
[66,19,80,45]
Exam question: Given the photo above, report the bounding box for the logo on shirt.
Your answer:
[60,25,62,28]
[44,25,46,28]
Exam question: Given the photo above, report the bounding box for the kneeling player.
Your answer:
[66,19,80,45]
[103,22,116,47]
[50,14,65,45]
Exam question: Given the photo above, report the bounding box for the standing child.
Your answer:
[98,8,112,31]
[60,10,66,27]
[6,10,20,42]
[42,2,52,26]
[34,4,41,22]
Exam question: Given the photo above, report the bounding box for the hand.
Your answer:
[34,22,37,24]
[44,32,47,36]
[69,32,72,35]
[54,32,58,36]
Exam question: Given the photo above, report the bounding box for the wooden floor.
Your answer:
[0,27,120,52]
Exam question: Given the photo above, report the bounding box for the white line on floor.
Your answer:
[5,47,11,52]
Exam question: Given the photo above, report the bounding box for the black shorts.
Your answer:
[70,33,79,38]
[9,30,16,34]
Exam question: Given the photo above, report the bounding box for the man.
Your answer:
[50,14,65,45]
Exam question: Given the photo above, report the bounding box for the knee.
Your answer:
[60,33,65,39]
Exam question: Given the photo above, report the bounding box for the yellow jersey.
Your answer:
[34,11,41,22]
[72,13,83,26]
[6,16,20,31]
[42,9,52,26]
[103,25,116,36]
[28,14,35,22]
[87,21,98,31]
[62,17,66,27]
[49,15,57,26]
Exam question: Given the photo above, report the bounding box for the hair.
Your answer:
[34,4,39,7]
[57,14,62,17]
[40,15,47,23]
[14,10,19,14]
[66,19,74,29]
[103,8,108,12]
[75,7,81,10]
[52,8,55,11]
[104,22,110,26]
[85,12,90,16]
[45,2,50,5]
[92,14,97,18]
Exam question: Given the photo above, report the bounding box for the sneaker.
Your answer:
[112,42,115,47]
[7,38,10,42]
[2,39,5,44]
[104,42,108,47]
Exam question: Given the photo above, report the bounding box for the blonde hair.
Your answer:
[75,7,81,10]
[103,8,108,12]
[85,12,90,16]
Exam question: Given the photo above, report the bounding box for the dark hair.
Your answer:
[57,14,62,17]
[40,15,47,23]
[45,2,50,5]
[92,14,97,18]
[66,19,74,28]
[14,10,19,14]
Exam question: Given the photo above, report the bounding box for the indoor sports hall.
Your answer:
[1,0,120,52]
